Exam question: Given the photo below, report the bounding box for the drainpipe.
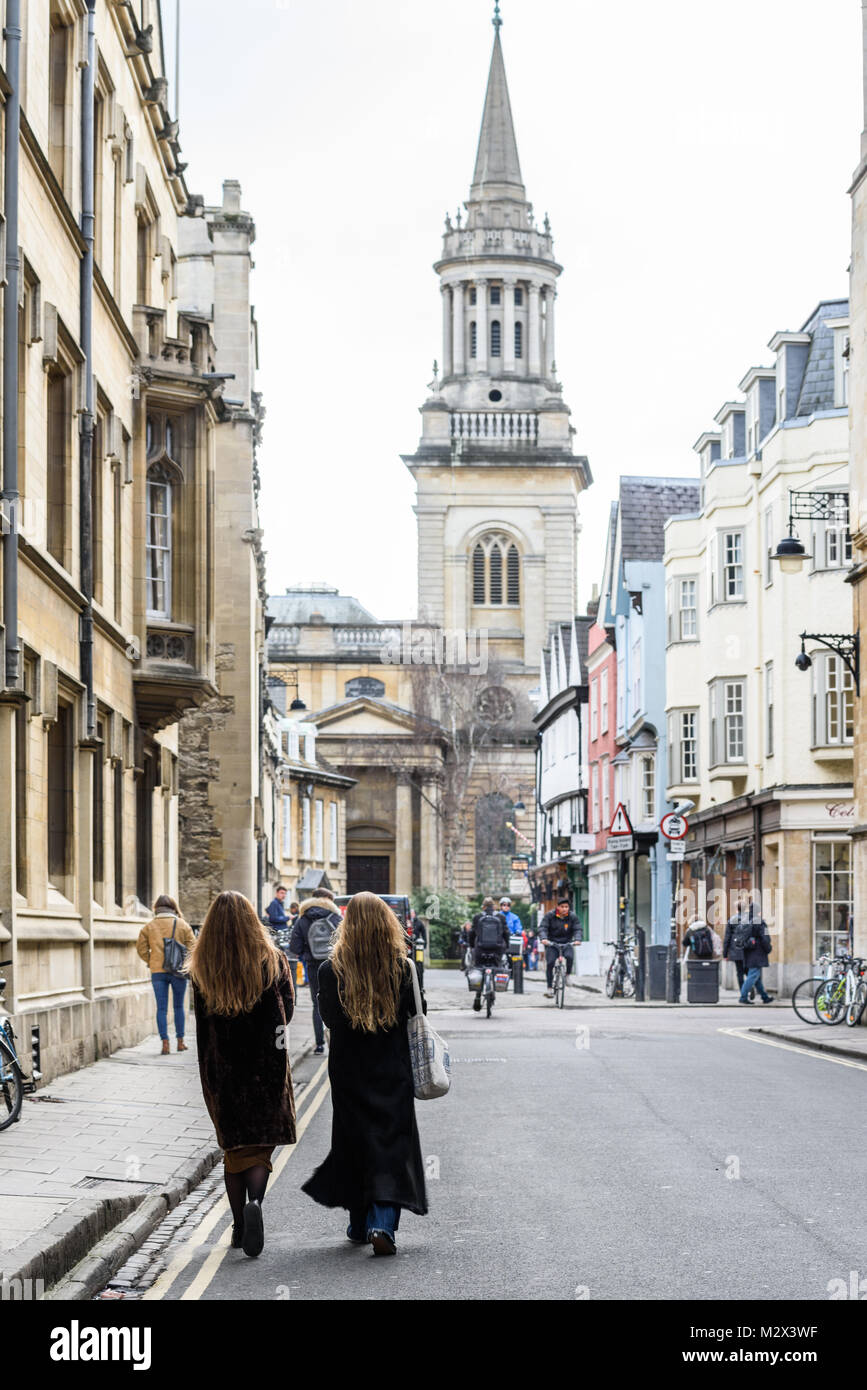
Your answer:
[79,0,96,737]
[2,0,21,688]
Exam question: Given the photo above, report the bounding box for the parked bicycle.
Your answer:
[0,960,37,1131]
[790,952,847,1025]
[815,955,867,1027]
[604,939,636,999]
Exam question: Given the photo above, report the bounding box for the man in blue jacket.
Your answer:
[266,884,289,931]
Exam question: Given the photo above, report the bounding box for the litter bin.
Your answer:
[647,945,669,1000]
[686,959,720,1004]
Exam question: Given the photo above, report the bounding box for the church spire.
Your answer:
[470,10,524,203]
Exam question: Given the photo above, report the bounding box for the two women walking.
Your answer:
[181,888,427,1259]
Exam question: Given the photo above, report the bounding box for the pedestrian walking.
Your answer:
[301,891,428,1256]
[724,897,761,999]
[736,910,773,1006]
[136,895,196,1055]
[187,891,296,1258]
[265,883,289,932]
[289,888,341,1054]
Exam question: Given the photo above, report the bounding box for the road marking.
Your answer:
[180,1071,331,1302]
[720,1027,867,1073]
[143,1059,329,1302]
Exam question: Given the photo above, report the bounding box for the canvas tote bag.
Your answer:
[406,957,450,1100]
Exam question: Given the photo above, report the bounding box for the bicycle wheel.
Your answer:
[604,960,618,999]
[621,963,636,1000]
[791,978,826,1025]
[0,1035,23,1131]
[815,978,847,1025]
[555,965,566,1009]
[846,980,867,1028]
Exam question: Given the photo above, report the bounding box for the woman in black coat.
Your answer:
[188,891,296,1258]
[302,891,428,1256]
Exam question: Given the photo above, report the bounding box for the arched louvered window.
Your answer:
[507,544,520,604]
[491,320,501,357]
[473,545,485,603]
[489,544,503,604]
[470,321,477,358]
[514,321,523,359]
[470,532,522,607]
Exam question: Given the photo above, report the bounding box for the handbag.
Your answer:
[161,917,187,976]
[406,957,450,1100]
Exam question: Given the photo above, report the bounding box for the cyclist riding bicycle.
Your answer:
[468,897,510,1012]
[540,898,582,998]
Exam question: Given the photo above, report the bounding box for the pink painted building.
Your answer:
[584,620,620,957]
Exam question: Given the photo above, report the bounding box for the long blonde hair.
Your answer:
[330,892,408,1032]
[187,891,283,1017]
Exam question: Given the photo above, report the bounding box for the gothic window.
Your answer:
[473,545,485,603]
[475,791,514,896]
[514,321,523,358]
[470,321,477,358]
[146,464,173,618]
[471,533,521,607]
[491,320,501,357]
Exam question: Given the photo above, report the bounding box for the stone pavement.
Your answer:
[0,988,316,1294]
[752,1017,867,1062]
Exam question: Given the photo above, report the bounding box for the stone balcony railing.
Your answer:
[450,410,539,444]
[334,626,401,647]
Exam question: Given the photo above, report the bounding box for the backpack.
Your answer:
[307,913,338,961]
[475,912,504,951]
[690,925,713,959]
[161,918,187,976]
[731,917,756,953]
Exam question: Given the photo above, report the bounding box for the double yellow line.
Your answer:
[143,1059,330,1302]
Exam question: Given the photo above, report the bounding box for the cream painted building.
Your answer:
[268,15,590,899]
[848,5,867,960]
[665,300,853,993]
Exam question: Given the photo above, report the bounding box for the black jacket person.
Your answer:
[540,900,582,995]
[289,892,340,1054]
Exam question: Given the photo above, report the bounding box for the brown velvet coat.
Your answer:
[193,956,297,1150]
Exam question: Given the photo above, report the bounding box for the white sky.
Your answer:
[173,0,861,621]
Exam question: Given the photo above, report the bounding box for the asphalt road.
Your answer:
[141,969,867,1301]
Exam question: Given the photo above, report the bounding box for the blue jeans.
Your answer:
[151,972,188,1040]
[740,966,770,1002]
[348,1203,401,1239]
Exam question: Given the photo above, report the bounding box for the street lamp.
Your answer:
[771,488,849,574]
[795,632,860,694]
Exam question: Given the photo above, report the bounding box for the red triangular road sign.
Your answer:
[608,802,633,836]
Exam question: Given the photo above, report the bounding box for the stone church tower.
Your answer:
[404,10,590,677]
[267,9,591,901]
[397,9,591,894]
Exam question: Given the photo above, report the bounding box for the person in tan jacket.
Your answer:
[136,896,196,1055]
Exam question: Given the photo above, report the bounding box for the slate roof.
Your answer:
[573,615,593,685]
[796,299,849,418]
[266,587,378,628]
[618,476,701,563]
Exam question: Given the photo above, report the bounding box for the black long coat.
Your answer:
[301,959,428,1216]
[193,958,296,1150]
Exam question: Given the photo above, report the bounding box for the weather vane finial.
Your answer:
[493,2,502,33]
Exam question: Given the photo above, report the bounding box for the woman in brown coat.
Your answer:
[187,891,296,1258]
[136,895,196,1055]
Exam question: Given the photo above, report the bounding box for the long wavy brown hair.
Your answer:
[330,892,408,1032]
[187,891,283,1017]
